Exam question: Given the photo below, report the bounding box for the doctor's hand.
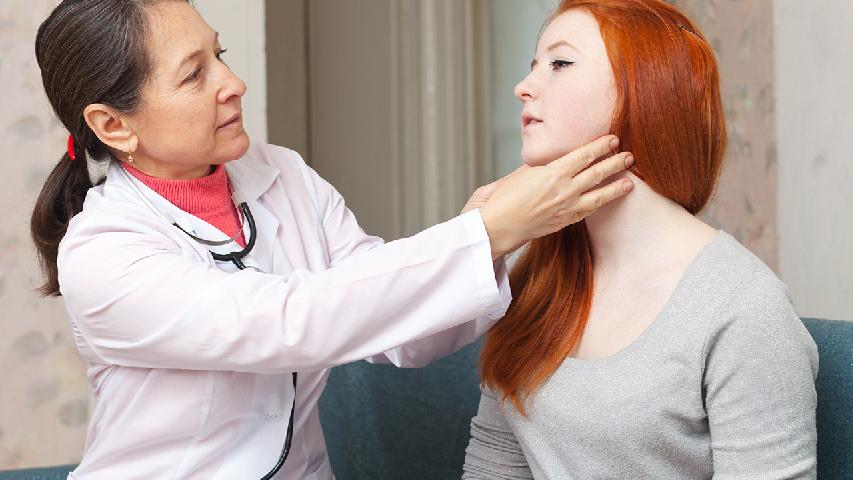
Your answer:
[476,135,635,259]
[461,175,512,216]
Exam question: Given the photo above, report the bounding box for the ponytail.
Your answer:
[31,150,94,296]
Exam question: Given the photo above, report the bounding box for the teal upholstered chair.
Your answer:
[802,318,853,479]
[318,318,852,479]
[319,340,484,479]
[2,318,849,479]
[0,466,74,480]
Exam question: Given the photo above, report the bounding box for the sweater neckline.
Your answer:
[564,230,726,368]
[120,162,234,217]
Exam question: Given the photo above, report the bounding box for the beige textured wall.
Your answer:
[0,0,90,470]
[674,0,778,270]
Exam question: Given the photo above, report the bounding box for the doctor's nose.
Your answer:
[218,68,248,104]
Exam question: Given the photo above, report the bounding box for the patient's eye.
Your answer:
[551,59,575,71]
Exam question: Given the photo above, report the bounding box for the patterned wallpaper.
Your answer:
[0,0,90,470]
[0,0,780,471]
[673,0,779,270]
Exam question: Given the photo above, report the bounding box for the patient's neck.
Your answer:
[584,172,718,274]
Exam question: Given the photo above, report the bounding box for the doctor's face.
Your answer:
[515,9,617,167]
[123,2,249,178]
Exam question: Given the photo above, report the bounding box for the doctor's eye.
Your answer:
[550,59,575,71]
[185,66,202,83]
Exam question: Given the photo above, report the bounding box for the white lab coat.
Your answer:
[58,143,511,479]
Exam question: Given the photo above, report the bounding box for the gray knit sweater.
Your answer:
[463,232,818,479]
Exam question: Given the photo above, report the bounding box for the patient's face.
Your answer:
[514,9,617,166]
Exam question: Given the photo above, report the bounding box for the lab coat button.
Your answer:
[266,412,282,422]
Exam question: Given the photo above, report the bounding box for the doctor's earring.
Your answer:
[126,150,134,164]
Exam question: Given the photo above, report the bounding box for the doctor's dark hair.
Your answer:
[31,0,188,296]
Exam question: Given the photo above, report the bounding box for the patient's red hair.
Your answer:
[480,0,726,414]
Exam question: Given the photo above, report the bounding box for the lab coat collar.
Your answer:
[102,146,281,272]
[223,145,280,204]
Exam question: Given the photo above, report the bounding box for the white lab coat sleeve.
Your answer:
[367,257,510,368]
[296,158,511,368]
[58,198,509,373]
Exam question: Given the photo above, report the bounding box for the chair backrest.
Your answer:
[801,318,853,479]
[319,319,852,479]
[318,341,483,480]
[0,465,75,480]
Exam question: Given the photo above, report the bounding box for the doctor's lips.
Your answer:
[217,112,242,129]
[521,112,543,130]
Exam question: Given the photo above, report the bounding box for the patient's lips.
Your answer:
[521,111,543,131]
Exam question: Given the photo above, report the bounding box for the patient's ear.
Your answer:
[83,103,138,154]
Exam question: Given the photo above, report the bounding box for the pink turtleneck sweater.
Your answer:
[122,162,246,247]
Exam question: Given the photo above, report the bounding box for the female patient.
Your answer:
[463,1,818,478]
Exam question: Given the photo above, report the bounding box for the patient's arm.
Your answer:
[704,273,818,478]
[462,388,533,480]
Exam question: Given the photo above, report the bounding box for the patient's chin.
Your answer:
[521,148,558,167]
[522,141,587,167]
[522,158,549,167]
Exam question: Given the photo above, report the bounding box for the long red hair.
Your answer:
[480,0,727,414]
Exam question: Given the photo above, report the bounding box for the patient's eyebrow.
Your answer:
[530,40,581,69]
[547,40,579,52]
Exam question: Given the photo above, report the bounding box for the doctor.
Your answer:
[31,1,635,479]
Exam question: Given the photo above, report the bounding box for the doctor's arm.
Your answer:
[59,205,505,373]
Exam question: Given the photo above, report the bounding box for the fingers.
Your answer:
[487,164,529,193]
[574,152,634,193]
[549,135,620,178]
[502,164,530,181]
[462,173,512,215]
[478,179,503,197]
[569,178,634,221]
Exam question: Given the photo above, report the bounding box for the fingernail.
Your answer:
[609,137,620,149]
[625,155,634,168]
[623,180,633,193]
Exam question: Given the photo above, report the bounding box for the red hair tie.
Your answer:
[67,134,77,161]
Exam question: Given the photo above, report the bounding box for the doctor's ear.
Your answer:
[83,103,138,154]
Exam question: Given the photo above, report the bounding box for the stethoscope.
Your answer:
[119,165,296,479]
[172,201,258,269]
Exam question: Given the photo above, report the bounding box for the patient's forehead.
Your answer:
[536,9,604,59]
